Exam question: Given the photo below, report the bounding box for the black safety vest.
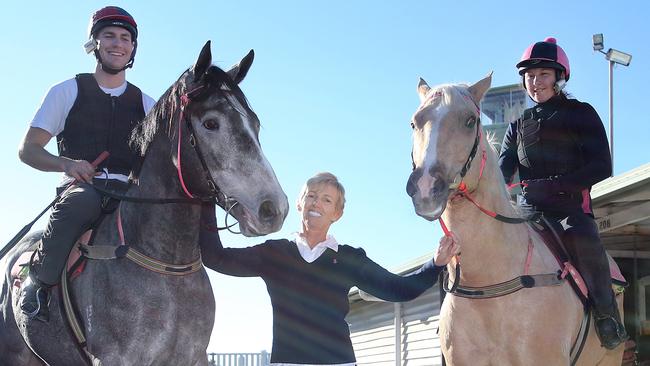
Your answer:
[516,98,584,181]
[56,73,145,175]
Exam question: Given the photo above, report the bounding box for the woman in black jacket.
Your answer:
[200,172,459,364]
[499,37,626,350]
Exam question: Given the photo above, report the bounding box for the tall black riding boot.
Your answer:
[19,271,52,322]
[594,293,628,350]
[559,213,628,350]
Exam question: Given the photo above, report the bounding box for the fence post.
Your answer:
[207,353,216,366]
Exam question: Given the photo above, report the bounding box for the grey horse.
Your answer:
[0,41,289,366]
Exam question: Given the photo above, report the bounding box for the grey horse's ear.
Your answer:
[418,77,431,103]
[192,40,212,82]
[468,72,493,105]
[226,50,255,84]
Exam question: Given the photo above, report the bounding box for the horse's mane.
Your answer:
[484,130,536,218]
[485,130,500,154]
[128,64,251,180]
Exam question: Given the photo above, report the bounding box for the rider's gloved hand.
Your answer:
[521,176,564,205]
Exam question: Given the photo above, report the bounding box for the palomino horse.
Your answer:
[406,74,624,365]
[0,41,289,365]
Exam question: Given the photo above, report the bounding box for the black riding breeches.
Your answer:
[548,212,615,315]
[33,179,125,285]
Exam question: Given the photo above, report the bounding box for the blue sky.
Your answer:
[1,0,649,353]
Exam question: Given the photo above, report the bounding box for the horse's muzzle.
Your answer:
[235,195,288,237]
[406,167,449,220]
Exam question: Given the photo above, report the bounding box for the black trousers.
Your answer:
[33,179,125,285]
[547,212,615,315]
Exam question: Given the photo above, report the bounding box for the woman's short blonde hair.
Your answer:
[297,172,346,211]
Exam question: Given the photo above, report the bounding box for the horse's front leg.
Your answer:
[191,357,209,366]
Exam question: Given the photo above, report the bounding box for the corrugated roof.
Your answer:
[592,162,650,204]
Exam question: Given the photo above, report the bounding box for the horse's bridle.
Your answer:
[91,84,241,232]
[176,85,226,203]
[455,115,482,183]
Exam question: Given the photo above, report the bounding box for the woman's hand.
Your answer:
[434,232,460,266]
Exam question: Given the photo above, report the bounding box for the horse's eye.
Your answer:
[466,117,476,128]
[203,119,219,130]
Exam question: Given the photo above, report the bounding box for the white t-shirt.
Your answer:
[30,77,156,137]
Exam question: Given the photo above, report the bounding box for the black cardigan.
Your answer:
[201,236,442,364]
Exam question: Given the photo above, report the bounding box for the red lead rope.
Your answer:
[438,133,535,275]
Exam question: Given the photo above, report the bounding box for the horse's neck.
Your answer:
[121,139,202,263]
[445,155,530,285]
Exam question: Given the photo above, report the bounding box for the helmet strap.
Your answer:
[553,70,566,94]
[554,79,566,94]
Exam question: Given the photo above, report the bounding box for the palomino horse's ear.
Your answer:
[467,72,493,105]
[192,40,213,83]
[226,50,255,85]
[417,78,431,103]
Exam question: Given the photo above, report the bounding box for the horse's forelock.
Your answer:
[207,65,253,113]
[128,64,257,180]
[421,84,476,113]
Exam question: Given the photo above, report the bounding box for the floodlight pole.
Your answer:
[593,33,629,177]
[609,59,614,176]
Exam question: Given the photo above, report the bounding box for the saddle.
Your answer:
[10,194,122,288]
[529,215,627,306]
[11,230,91,289]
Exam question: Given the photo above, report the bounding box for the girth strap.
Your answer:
[60,269,100,366]
[442,271,563,299]
[79,244,203,276]
[570,308,591,366]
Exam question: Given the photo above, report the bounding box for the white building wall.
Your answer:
[348,286,443,366]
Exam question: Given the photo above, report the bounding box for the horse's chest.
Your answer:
[75,268,214,360]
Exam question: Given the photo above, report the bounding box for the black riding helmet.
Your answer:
[85,6,138,74]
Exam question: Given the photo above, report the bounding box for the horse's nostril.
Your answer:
[406,169,422,197]
[406,178,416,197]
[258,200,278,222]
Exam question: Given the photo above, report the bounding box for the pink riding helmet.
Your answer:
[516,37,570,81]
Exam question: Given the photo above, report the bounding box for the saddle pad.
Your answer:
[530,219,627,303]
[10,252,32,280]
[11,231,91,288]
[609,255,626,283]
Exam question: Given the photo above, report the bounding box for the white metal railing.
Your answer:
[207,351,270,366]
